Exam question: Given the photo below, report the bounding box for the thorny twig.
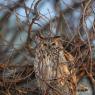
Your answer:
[26,0,41,47]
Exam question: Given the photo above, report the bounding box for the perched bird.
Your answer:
[34,36,76,95]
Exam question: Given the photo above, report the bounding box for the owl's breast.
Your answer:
[34,47,77,94]
[34,49,55,80]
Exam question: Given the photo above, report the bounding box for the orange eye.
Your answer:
[52,43,56,45]
[43,43,47,46]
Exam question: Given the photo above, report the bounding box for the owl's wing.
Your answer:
[64,51,75,64]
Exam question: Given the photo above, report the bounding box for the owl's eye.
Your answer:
[43,43,47,46]
[52,42,56,45]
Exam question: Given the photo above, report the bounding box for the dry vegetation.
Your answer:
[0,0,95,95]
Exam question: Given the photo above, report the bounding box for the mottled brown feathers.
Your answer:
[34,36,77,95]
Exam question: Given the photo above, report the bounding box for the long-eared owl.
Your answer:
[34,36,76,95]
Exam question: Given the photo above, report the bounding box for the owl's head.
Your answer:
[37,36,63,49]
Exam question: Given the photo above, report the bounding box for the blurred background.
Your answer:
[0,0,95,95]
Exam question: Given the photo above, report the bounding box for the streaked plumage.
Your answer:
[34,37,76,95]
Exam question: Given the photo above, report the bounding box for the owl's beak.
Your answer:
[48,45,51,49]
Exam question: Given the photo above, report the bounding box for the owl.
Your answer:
[34,36,77,95]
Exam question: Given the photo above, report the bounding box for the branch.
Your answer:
[0,0,25,28]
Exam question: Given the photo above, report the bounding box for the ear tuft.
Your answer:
[53,36,61,42]
[35,34,45,43]
[53,36,61,39]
